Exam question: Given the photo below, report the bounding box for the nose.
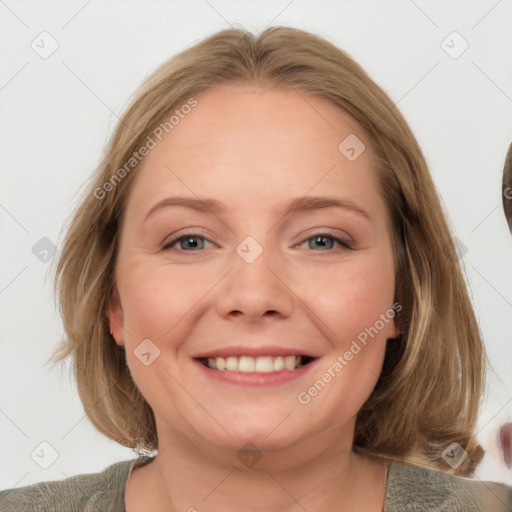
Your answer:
[215,240,294,323]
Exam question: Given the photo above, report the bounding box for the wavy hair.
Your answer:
[48,26,487,476]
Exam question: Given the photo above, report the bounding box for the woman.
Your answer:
[1,26,511,511]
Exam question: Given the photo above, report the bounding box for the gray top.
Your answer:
[1,455,511,511]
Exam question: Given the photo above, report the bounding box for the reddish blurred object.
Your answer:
[497,422,512,469]
[503,142,512,232]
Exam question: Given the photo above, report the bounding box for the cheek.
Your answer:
[118,259,218,340]
[297,259,395,424]
[307,257,396,344]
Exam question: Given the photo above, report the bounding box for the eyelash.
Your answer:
[161,230,354,252]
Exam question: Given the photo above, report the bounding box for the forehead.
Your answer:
[122,85,383,221]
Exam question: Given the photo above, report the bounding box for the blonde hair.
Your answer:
[48,26,487,475]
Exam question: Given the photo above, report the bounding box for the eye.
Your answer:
[298,232,353,251]
[161,230,353,252]
[161,232,215,251]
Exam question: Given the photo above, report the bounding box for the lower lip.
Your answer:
[193,358,318,386]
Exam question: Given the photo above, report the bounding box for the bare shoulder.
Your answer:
[385,459,512,511]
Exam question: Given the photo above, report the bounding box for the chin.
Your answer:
[198,417,301,452]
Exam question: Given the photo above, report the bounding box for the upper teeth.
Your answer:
[205,355,303,372]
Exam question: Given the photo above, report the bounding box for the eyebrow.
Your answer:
[144,195,371,222]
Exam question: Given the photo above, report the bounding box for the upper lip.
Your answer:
[191,345,319,359]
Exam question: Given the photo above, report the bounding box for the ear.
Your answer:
[106,284,125,347]
[384,301,401,341]
[388,318,399,340]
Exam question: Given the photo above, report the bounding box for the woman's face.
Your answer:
[108,85,398,453]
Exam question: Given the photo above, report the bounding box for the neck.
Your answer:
[127,423,388,512]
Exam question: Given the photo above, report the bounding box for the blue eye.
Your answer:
[308,234,335,250]
[161,234,213,251]
[302,233,353,251]
[161,231,353,252]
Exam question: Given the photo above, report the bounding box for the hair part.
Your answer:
[48,26,487,474]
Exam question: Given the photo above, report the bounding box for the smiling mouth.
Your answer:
[198,355,315,372]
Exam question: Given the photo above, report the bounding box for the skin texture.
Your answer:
[108,85,397,511]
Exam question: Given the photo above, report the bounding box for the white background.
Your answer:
[1,0,511,490]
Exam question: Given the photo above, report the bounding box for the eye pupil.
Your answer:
[309,235,334,250]
[182,236,202,250]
